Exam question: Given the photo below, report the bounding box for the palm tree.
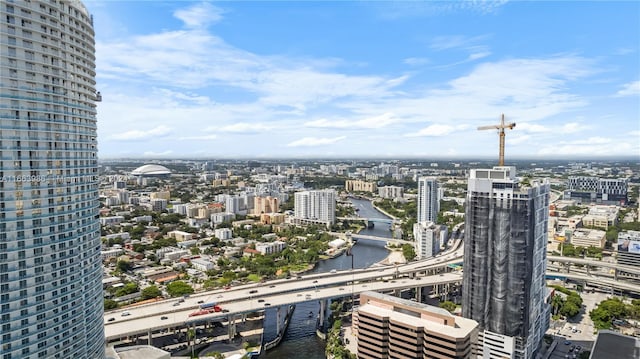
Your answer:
[186,328,195,358]
[551,294,564,315]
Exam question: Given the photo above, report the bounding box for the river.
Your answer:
[262,198,392,358]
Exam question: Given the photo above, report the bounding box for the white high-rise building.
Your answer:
[294,190,336,225]
[413,221,441,259]
[417,177,439,223]
[462,167,550,359]
[0,1,104,358]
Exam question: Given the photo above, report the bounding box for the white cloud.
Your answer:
[467,51,491,61]
[174,2,225,29]
[517,123,549,133]
[509,134,531,145]
[560,122,583,133]
[286,136,346,147]
[178,134,218,141]
[537,137,639,157]
[210,123,272,133]
[109,125,172,141]
[406,124,469,137]
[615,80,640,97]
[430,35,489,51]
[305,113,397,129]
[404,57,430,66]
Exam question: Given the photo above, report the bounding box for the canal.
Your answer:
[263,197,393,358]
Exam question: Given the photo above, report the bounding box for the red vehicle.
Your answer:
[189,305,222,317]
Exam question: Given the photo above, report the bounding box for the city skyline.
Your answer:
[85,1,639,159]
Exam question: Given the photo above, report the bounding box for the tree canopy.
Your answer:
[166,280,194,297]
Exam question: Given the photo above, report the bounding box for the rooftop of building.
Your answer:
[106,345,170,359]
[589,330,640,359]
[358,303,477,338]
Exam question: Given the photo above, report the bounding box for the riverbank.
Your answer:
[371,199,400,221]
[376,250,406,266]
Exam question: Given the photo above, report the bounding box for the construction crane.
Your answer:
[477,114,516,166]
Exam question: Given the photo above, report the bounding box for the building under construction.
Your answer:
[462,166,551,359]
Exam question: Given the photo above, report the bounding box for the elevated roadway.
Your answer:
[104,238,640,342]
[104,244,465,341]
[548,255,640,276]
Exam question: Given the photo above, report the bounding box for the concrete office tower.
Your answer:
[417,177,439,223]
[294,189,336,224]
[0,1,104,358]
[355,291,478,359]
[462,167,550,359]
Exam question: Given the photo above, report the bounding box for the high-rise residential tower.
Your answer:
[417,177,439,224]
[0,1,104,358]
[462,167,550,359]
[294,189,336,225]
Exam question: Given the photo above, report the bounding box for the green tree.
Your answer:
[104,299,118,310]
[590,297,628,329]
[141,285,162,300]
[402,244,416,262]
[115,282,139,297]
[116,259,132,273]
[439,301,457,313]
[166,280,194,297]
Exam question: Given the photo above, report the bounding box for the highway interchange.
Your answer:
[104,237,640,342]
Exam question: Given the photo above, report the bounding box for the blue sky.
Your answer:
[85,0,640,160]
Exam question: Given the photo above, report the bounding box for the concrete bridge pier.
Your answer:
[276,306,282,335]
[318,299,328,329]
[147,329,152,345]
[227,314,236,340]
[615,269,619,280]
[415,286,422,302]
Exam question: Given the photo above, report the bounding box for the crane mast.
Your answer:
[477,114,516,166]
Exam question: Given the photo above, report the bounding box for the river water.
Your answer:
[262,198,392,358]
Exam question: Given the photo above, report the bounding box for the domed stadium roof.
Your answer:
[131,164,171,177]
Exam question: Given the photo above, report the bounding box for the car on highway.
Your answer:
[264,303,271,307]
[108,317,115,322]
[249,289,258,294]
[313,280,318,283]
[121,311,130,317]
[222,309,229,313]
[269,285,276,288]
[161,316,168,320]
[173,302,180,307]
[197,300,204,304]
[258,299,265,303]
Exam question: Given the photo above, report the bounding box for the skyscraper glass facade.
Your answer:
[0,0,103,358]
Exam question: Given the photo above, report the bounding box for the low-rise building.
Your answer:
[168,230,195,242]
[256,241,287,255]
[569,228,606,249]
[214,228,233,240]
[101,248,124,261]
[100,216,125,226]
[582,205,619,229]
[260,213,285,225]
[191,258,215,272]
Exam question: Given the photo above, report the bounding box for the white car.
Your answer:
[121,311,131,317]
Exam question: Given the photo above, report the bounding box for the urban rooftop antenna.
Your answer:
[478,114,516,166]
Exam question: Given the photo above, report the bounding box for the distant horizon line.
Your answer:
[97,155,640,162]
